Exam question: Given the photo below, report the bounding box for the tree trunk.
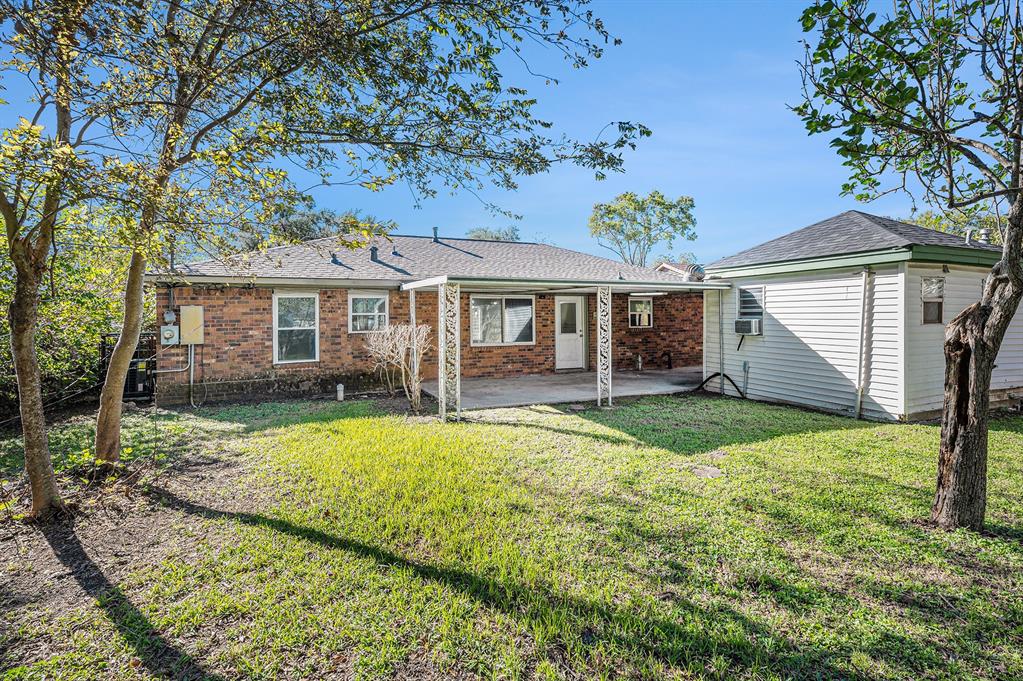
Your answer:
[931,307,993,531]
[9,267,64,517]
[94,250,147,463]
[932,200,1023,531]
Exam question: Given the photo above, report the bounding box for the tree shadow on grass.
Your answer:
[189,398,390,435]
[40,523,227,681]
[465,394,877,459]
[146,485,867,680]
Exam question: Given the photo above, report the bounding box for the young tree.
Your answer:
[796,0,1023,530]
[588,190,696,267]
[85,0,649,464]
[0,0,113,516]
[466,226,521,241]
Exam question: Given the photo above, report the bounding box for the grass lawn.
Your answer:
[3,394,1023,679]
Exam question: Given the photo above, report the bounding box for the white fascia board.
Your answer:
[400,275,449,291]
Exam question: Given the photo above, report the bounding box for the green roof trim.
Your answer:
[909,244,1001,267]
[706,244,1002,278]
[705,248,911,278]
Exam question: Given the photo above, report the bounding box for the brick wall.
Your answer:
[586,292,703,371]
[153,286,702,403]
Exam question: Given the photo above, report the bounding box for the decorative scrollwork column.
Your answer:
[597,285,612,406]
[409,289,418,381]
[437,282,461,419]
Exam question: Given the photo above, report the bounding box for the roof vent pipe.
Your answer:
[432,226,439,243]
[965,229,973,245]
[391,244,399,256]
[370,245,379,261]
[977,228,992,244]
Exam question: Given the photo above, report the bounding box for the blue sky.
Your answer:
[0,1,923,264]
[314,0,919,264]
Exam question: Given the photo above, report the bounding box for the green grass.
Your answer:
[4,396,1023,679]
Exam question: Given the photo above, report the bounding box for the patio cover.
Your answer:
[400,275,730,419]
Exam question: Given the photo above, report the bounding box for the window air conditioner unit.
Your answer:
[734,318,762,336]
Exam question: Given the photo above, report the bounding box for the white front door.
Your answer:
[555,296,585,369]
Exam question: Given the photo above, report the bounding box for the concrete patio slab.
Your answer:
[422,367,703,410]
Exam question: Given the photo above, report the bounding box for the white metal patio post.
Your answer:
[437,281,461,420]
[409,289,418,381]
[597,285,613,406]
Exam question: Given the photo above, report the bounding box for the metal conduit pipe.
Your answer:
[189,345,196,408]
[154,351,191,374]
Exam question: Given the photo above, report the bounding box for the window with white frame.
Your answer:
[629,297,653,328]
[349,291,389,332]
[922,277,944,324]
[737,286,765,320]
[274,292,318,363]
[470,295,534,345]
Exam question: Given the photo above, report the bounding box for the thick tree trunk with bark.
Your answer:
[932,199,1023,531]
[94,250,147,463]
[932,307,994,530]
[8,265,64,517]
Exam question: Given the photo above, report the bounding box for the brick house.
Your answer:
[147,232,726,413]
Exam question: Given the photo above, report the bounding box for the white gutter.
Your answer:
[855,267,874,419]
[417,275,731,291]
[718,289,725,394]
[148,273,731,291]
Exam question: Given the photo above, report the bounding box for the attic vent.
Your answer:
[370,245,379,261]
[432,226,439,243]
[680,263,705,282]
[977,228,992,244]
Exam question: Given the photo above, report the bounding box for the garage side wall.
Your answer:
[904,264,1023,419]
[703,265,905,420]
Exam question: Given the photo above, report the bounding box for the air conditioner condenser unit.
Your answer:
[734,318,762,335]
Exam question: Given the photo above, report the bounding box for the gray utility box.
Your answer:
[160,325,180,345]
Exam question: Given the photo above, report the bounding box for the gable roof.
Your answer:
[707,210,1001,271]
[154,234,694,285]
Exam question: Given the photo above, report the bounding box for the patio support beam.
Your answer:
[409,289,418,381]
[437,281,461,420]
[597,285,613,406]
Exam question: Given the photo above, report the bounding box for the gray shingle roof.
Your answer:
[707,210,1000,270]
[162,235,690,284]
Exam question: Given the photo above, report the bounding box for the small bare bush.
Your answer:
[365,326,404,395]
[365,324,431,411]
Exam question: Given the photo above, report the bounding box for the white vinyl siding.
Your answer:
[704,266,905,420]
[904,264,1023,416]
